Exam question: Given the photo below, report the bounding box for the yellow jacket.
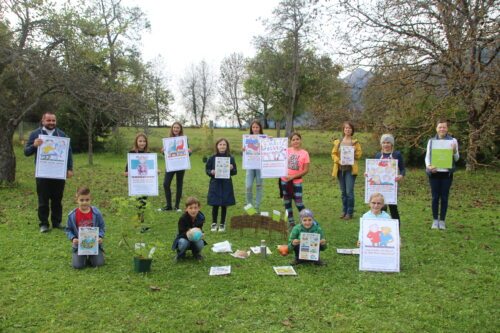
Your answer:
[331,138,363,178]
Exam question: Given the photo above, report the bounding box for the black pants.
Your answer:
[212,206,227,225]
[382,204,400,227]
[36,178,65,227]
[163,170,185,209]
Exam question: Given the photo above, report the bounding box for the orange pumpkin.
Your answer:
[277,245,289,256]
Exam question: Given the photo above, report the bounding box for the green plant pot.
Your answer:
[133,256,152,273]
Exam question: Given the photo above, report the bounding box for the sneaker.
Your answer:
[140,227,151,233]
[438,221,446,230]
[290,258,302,266]
[176,208,182,213]
[40,225,49,233]
[157,206,172,212]
[53,224,65,230]
[314,259,326,266]
[218,224,226,232]
[339,213,346,219]
[343,214,353,220]
[194,254,204,261]
[173,254,185,263]
[210,223,218,232]
[431,220,439,229]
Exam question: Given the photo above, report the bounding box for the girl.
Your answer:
[357,192,391,247]
[206,138,237,232]
[374,134,405,226]
[425,119,459,230]
[244,120,265,211]
[161,122,190,212]
[331,121,363,220]
[65,186,105,269]
[280,132,310,228]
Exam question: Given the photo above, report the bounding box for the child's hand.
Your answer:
[211,170,215,175]
[33,138,43,147]
[67,170,74,179]
[427,165,437,173]
[395,175,403,182]
[72,238,79,245]
[320,239,326,245]
[123,171,128,177]
[292,239,300,246]
[230,165,234,170]
[98,237,103,244]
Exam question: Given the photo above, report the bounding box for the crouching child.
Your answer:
[172,197,207,261]
[288,209,327,266]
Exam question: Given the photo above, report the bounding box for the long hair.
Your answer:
[249,120,264,134]
[132,133,149,152]
[170,122,184,137]
[214,138,231,155]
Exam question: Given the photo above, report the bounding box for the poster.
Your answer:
[35,135,70,179]
[365,159,398,204]
[273,266,297,276]
[431,140,453,169]
[162,136,191,172]
[242,134,267,170]
[260,137,288,178]
[209,266,231,276]
[127,153,159,196]
[359,218,400,272]
[78,227,99,256]
[340,146,355,165]
[298,232,320,261]
[215,157,230,179]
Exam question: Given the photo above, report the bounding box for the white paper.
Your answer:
[163,136,191,172]
[336,248,360,255]
[365,159,398,204]
[273,266,297,276]
[250,246,272,255]
[242,135,267,170]
[128,153,159,196]
[359,218,400,272]
[78,227,99,256]
[260,138,288,178]
[215,157,231,179]
[260,211,269,217]
[298,232,321,261]
[340,146,355,165]
[209,266,231,276]
[230,250,250,259]
[35,135,70,179]
[211,240,233,253]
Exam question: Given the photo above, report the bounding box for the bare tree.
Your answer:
[180,60,214,126]
[146,56,173,127]
[218,53,247,128]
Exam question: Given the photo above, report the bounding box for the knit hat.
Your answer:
[380,134,394,145]
[299,209,314,219]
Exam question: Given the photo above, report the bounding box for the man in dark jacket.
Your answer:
[24,112,73,233]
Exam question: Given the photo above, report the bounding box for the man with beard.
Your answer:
[24,112,74,233]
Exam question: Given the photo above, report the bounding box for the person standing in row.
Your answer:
[244,120,265,212]
[425,119,459,230]
[331,121,362,220]
[24,112,73,233]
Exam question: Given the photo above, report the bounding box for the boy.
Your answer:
[288,209,327,266]
[172,197,206,261]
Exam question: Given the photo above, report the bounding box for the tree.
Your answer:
[335,0,499,170]
[218,53,247,128]
[146,56,173,127]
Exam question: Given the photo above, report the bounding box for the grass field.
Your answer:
[0,128,498,332]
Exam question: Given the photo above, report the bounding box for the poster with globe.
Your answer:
[35,135,70,180]
[78,227,99,255]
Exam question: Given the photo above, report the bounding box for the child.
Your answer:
[206,138,237,232]
[288,209,327,266]
[244,120,266,211]
[358,192,391,246]
[280,132,310,229]
[172,197,206,261]
[374,134,405,226]
[65,186,105,269]
[124,133,149,228]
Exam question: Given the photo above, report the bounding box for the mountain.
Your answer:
[343,68,373,111]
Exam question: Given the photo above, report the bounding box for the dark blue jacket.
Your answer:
[24,127,73,171]
[205,154,237,206]
[374,151,406,176]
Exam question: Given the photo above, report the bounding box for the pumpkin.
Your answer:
[277,244,289,256]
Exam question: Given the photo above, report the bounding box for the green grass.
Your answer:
[0,129,498,332]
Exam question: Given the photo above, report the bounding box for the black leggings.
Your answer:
[212,206,227,225]
[163,170,185,209]
[382,204,400,227]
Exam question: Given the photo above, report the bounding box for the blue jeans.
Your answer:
[177,238,204,257]
[429,173,453,221]
[337,170,356,215]
[245,169,263,210]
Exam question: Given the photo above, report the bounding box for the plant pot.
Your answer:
[133,256,152,273]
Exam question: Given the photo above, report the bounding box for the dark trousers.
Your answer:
[429,173,454,221]
[212,205,227,225]
[293,244,326,260]
[163,170,185,209]
[383,204,400,227]
[36,178,65,227]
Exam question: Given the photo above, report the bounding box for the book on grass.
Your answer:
[336,248,360,255]
[273,266,297,276]
[209,266,231,276]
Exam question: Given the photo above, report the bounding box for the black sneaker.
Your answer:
[157,206,173,212]
[40,225,49,233]
[140,227,150,233]
[53,224,65,230]
[194,254,204,261]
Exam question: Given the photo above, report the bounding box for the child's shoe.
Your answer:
[438,220,446,230]
[210,223,218,232]
[431,220,439,229]
[194,254,204,261]
[343,214,353,220]
[314,259,326,266]
[218,224,226,232]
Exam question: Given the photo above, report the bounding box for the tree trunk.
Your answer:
[0,124,17,184]
[466,119,480,171]
[87,122,94,166]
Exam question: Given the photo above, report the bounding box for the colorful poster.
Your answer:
[273,266,297,276]
[163,136,191,172]
[35,135,70,179]
[298,232,320,261]
[340,146,355,165]
[78,227,99,256]
[431,140,453,169]
[359,218,400,272]
[128,153,159,196]
[365,159,398,204]
[215,157,230,179]
[260,137,288,178]
[242,134,267,170]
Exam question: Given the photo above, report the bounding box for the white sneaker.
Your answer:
[438,221,446,230]
[176,209,182,213]
[218,224,225,232]
[431,220,439,229]
[210,223,217,232]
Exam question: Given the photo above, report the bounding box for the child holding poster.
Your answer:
[288,209,327,266]
[172,197,207,261]
[280,132,310,229]
[206,138,237,232]
[243,120,265,211]
[65,186,105,269]
[357,192,390,246]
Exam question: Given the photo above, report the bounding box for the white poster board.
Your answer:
[35,135,70,179]
[127,153,159,196]
[298,232,321,261]
[359,218,400,272]
[340,146,355,165]
[365,159,398,204]
[260,137,288,178]
[215,157,230,179]
[242,134,267,170]
[162,136,191,172]
[78,227,99,256]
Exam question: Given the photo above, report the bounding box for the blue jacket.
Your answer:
[374,150,406,176]
[205,154,237,206]
[65,206,106,241]
[24,127,73,171]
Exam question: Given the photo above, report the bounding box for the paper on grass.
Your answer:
[250,246,272,255]
[244,204,257,215]
[273,266,297,276]
[209,266,231,276]
[211,240,233,253]
[230,250,250,259]
[336,248,360,255]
